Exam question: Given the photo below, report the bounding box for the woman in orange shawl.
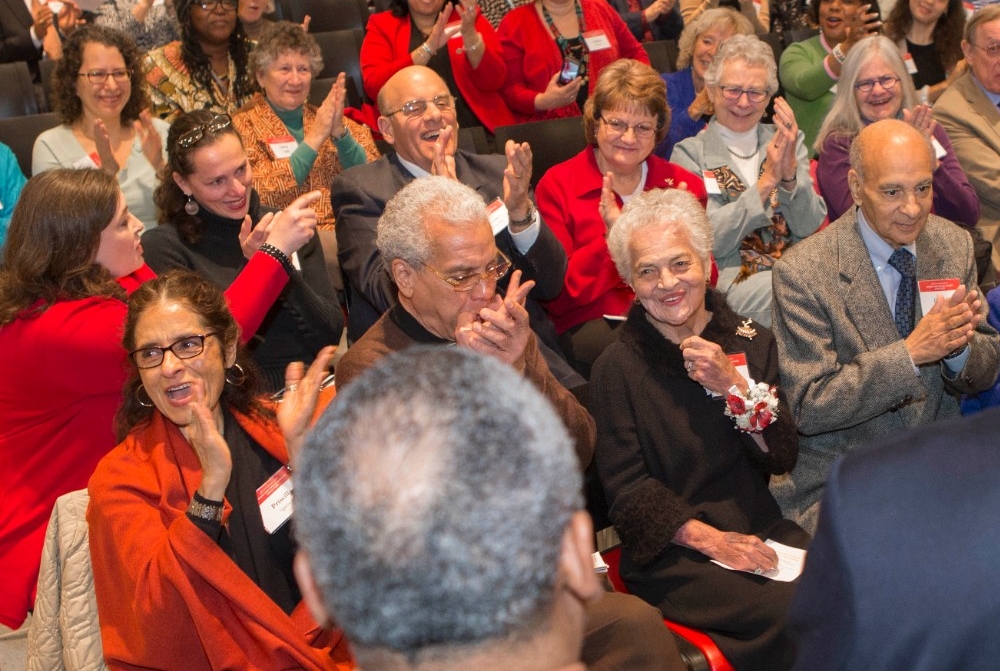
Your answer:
[87,270,350,671]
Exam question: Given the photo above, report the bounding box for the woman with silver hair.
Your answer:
[654,7,754,160]
[814,34,979,226]
[592,187,808,671]
[672,34,825,327]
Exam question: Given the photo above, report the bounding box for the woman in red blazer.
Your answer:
[497,0,649,122]
[361,0,514,133]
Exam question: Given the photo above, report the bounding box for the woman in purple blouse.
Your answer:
[814,35,979,227]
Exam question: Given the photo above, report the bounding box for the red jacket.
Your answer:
[88,408,352,671]
[0,256,287,629]
[497,0,649,122]
[361,9,515,132]
[536,147,707,333]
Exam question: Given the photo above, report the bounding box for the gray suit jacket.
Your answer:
[331,150,568,346]
[933,70,1000,269]
[771,208,1000,530]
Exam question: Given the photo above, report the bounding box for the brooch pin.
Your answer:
[736,318,757,340]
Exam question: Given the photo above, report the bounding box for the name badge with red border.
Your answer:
[486,198,509,235]
[257,466,294,534]
[268,135,298,159]
[918,278,960,316]
[703,170,721,195]
[903,52,918,74]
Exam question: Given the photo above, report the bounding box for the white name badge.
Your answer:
[903,52,918,75]
[257,466,294,534]
[267,135,298,159]
[931,136,947,160]
[486,198,509,236]
[72,153,99,169]
[582,30,612,51]
[918,277,960,317]
[702,170,721,195]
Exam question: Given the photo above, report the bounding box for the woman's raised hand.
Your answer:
[185,397,233,502]
[93,119,120,176]
[265,190,322,256]
[599,172,621,231]
[305,73,347,151]
[679,335,747,396]
[535,71,582,112]
[135,110,166,172]
[278,345,337,465]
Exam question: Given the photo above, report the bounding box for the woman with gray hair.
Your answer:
[232,22,379,227]
[814,34,979,226]
[672,34,825,327]
[654,7,754,160]
[592,187,808,671]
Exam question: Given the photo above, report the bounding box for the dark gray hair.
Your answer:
[607,188,713,283]
[703,34,778,94]
[294,347,582,660]
[376,176,488,269]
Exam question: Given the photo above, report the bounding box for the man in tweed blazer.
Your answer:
[771,119,1000,533]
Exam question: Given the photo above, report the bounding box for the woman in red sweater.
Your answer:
[536,60,706,378]
[0,168,315,630]
[361,0,514,133]
[497,0,649,122]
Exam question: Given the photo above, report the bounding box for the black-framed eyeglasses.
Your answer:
[598,115,658,139]
[422,250,512,291]
[718,85,769,103]
[196,0,237,11]
[130,333,218,369]
[176,114,232,149]
[386,94,455,118]
[969,42,1000,60]
[854,75,900,92]
[77,69,131,85]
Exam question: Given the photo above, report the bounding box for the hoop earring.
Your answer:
[225,363,246,386]
[184,194,199,216]
[136,385,153,408]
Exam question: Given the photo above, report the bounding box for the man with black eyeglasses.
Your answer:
[330,65,581,386]
[935,4,1000,278]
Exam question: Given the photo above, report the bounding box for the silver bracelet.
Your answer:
[831,43,846,64]
[420,42,433,58]
[465,34,484,54]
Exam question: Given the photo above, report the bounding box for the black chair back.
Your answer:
[0,62,40,118]
[493,117,588,188]
[642,40,678,74]
[309,75,363,110]
[312,28,367,103]
[0,112,61,176]
[277,0,370,32]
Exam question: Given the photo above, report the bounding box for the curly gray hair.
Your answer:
[607,188,713,284]
[376,176,488,269]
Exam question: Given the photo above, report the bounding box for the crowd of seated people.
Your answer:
[6,2,1000,670]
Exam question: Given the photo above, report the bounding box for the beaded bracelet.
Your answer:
[724,382,779,433]
[187,492,224,523]
[831,43,846,64]
[260,243,295,276]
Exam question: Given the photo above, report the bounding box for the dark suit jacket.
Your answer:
[788,407,1000,671]
[330,150,568,346]
[606,0,683,42]
[0,0,40,65]
[771,209,1000,531]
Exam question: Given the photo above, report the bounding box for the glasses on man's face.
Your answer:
[176,114,232,148]
[386,94,455,118]
[422,251,512,292]
[718,85,769,103]
[77,69,131,85]
[130,333,217,369]
[970,42,1000,60]
[854,75,900,92]
[196,0,237,11]
[598,115,658,139]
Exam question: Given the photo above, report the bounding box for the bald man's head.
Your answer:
[376,66,459,171]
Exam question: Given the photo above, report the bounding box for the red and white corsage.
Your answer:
[725,383,779,433]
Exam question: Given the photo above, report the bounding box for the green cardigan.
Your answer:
[779,35,836,156]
